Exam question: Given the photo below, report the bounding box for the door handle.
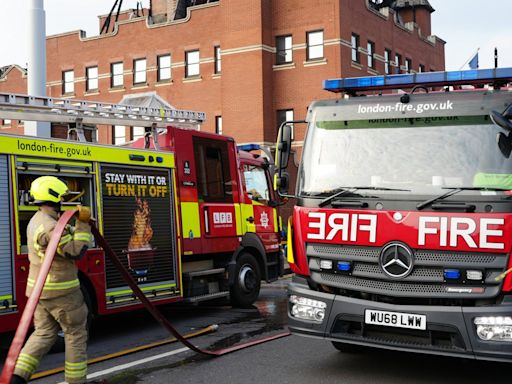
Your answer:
[246,216,255,223]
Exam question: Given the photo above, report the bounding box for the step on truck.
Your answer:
[0,93,283,337]
[276,68,512,362]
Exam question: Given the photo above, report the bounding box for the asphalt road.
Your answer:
[3,277,511,384]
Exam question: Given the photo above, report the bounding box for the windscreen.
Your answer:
[299,115,512,196]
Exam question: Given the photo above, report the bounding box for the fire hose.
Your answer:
[0,209,290,383]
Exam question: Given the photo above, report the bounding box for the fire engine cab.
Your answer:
[0,93,283,337]
[276,68,512,362]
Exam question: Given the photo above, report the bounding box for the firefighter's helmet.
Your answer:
[30,176,69,204]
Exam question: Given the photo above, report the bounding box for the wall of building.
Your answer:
[0,0,445,148]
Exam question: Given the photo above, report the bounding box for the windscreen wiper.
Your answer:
[416,187,511,210]
[319,186,410,208]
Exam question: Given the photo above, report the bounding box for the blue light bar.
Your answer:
[444,269,461,280]
[337,261,352,272]
[324,67,512,93]
[237,144,261,152]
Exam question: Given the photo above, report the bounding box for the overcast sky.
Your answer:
[0,0,510,70]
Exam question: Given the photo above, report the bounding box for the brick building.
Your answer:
[0,0,445,150]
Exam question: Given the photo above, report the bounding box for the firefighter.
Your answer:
[11,176,93,384]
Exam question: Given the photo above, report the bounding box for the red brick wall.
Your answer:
[0,0,445,147]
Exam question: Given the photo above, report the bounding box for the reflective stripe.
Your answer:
[65,361,87,378]
[16,353,39,374]
[58,234,73,247]
[27,278,80,291]
[73,232,92,242]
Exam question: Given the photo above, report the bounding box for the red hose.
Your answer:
[0,210,77,384]
[1,211,289,383]
[90,223,290,356]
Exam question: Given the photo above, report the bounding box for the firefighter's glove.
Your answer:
[77,205,92,223]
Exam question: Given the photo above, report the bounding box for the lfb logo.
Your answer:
[260,212,269,228]
[213,212,233,224]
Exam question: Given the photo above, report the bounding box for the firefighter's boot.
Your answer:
[10,374,27,384]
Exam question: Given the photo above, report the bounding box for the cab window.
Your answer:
[243,165,270,203]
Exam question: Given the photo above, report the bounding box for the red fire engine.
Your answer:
[276,68,512,362]
[0,93,283,337]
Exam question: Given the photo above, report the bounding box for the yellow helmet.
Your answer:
[30,176,69,204]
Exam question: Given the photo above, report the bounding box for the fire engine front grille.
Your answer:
[330,315,466,352]
[307,243,508,299]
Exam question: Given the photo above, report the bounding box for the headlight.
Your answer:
[289,295,326,322]
[474,316,512,342]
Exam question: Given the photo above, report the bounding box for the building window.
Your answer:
[214,46,221,74]
[276,35,292,65]
[111,62,124,87]
[395,53,402,74]
[62,70,74,94]
[86,66,98,92]
[384,49,391,74]
[133,58,147,84]
[186,50,200,77]
[306,30,324,61]
[131,126,145,141]
[215,116,222,135]
[1,119,11,126]
[419,64,425,73]
[367,41,375,69]
[277,109,294,140]
[405,58,412,73]
[157,54,171,82]
[351,33,360,63]
[113,125,126,145]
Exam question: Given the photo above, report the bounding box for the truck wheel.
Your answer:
[331,341,364,353]
[50,286,93,353]
[230,253,261,308]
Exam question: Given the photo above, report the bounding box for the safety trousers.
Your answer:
[14,290,88,384]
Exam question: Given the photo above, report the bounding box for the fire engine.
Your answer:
[276,68,512,362]
[0,92,283,337]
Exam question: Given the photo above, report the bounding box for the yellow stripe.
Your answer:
[234,203,243,236]
[73,233,92,242]
[58,234,73,247]
[180,202,201,239]
[241,203,255,233]
[287,217,294,264]
[15,361,35,373]
[65,361,87,368]
[28,278,80,290]
[19,353,39,364]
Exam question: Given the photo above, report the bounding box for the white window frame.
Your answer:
[276,35,293,65]
[157,54,171,81]
[351,33,360,63]
[367,41,375,69]
[113,125,126,145]
[111,62,124,87]
[133,58,147,84]
[63,70,74,94]
[277,109,294,140]
[186,50,200,77]
[384,49,391,74]
[307,30,324,61]
[215,116,223,135]
[214,46,221,74]
[86,66,98,92]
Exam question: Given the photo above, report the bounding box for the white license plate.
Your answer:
[365,309,426,330]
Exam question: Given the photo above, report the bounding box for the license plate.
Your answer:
[365,309,426,330]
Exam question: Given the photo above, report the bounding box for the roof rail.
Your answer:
[324,67,512,94]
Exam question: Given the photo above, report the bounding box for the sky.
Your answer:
[0,0,511,70]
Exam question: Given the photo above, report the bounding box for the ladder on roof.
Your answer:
[0,92,206,149]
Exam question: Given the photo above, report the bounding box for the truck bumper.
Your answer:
[288,276,512,362]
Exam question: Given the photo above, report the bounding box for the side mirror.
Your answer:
[491,110,512,132]
[497,132,512,158]
[274,123,292,195]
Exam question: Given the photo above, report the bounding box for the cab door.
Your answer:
[193,136,238,244]
[241,161,277,235]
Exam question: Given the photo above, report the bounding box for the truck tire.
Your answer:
[230,252,261,308]
[50,286,93,353]
[331,341,365,353]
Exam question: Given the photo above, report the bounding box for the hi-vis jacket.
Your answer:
[26,209,93,299]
